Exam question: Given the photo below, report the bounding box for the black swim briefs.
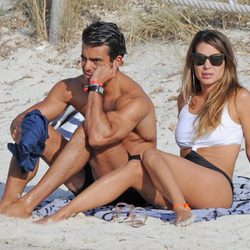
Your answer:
[73,154,147,206]
[128,152,141,161]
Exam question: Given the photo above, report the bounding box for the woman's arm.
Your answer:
[236,88,250,162]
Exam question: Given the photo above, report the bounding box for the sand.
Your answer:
[1,10,250,250]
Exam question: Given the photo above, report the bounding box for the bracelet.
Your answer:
[83,85,89,92]
[89,80,103,87]
[173,203,191,210]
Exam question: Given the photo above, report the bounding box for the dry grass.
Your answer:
[124,4,206,43]
[14,0,130,42]
[59,1,84,43]
[59,0,134,43]
[1,0,250,45]
[82,0,129,11]
[16,0,49,40]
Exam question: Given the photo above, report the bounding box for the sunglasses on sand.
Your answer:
[192,52,225,66]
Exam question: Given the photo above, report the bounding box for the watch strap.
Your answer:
[88,84,104,95]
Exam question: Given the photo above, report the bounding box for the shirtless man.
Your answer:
[0,21,157,218]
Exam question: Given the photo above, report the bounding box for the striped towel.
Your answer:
[50,106,84,140]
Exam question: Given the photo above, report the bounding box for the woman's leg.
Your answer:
[142,149,233,225]
[35,160,167,223]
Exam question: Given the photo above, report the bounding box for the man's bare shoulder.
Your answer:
[60,75,84,88]
[115,74,155,122]
[46,74,85,105]
[118,73,153,107]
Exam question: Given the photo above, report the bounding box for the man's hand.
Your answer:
[90,60,119,87]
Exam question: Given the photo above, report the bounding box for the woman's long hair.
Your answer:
[179,29,242,138]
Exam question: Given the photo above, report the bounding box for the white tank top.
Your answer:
[175,103,243,151]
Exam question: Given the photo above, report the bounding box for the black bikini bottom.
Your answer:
[185,150,234,193]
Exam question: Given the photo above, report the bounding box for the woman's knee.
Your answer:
[122,160,144,186]
[142,148,161,170]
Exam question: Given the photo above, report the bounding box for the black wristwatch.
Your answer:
[88,84,104,96]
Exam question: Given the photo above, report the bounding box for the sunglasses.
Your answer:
[192,52,225,66]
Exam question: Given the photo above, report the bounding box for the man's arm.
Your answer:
[85,92,149,148]
[10,80,71,142]
[84,60,151,148]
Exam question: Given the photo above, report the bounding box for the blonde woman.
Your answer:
[142,29,250,224]
[36,30,250,226]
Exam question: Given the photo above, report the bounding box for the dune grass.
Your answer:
[6,0,250,44]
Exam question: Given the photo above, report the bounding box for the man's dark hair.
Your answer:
[82,21,127,60]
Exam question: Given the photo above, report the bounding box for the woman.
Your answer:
[142,29,250,224]
[36,30,250,226]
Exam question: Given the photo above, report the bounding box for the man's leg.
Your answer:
[0,157,39,212]
[42,126,87,194]
[2,125,90,218]
[0,125,65,212]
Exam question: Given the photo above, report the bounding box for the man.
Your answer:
[0,21,157,218]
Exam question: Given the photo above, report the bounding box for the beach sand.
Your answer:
[1,10,250,250]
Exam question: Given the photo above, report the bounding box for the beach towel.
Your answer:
[50,105,84,140]
[32,108,250,222]
[32,175,250,222]
[7,109,49,172]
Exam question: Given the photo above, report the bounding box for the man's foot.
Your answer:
[175,206,195,227]
[34,215,58,224]
[1,200,32,218]
[0,194,22,213]
[0,200,13,213]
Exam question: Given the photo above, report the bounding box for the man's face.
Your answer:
[81,44,112,82]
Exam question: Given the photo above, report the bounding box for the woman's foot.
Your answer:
[173,203,195,227]
[174,206,195,227]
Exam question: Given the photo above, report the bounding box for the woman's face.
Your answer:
[193,42,225,92]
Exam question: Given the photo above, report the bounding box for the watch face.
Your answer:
[98,86,104,94]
